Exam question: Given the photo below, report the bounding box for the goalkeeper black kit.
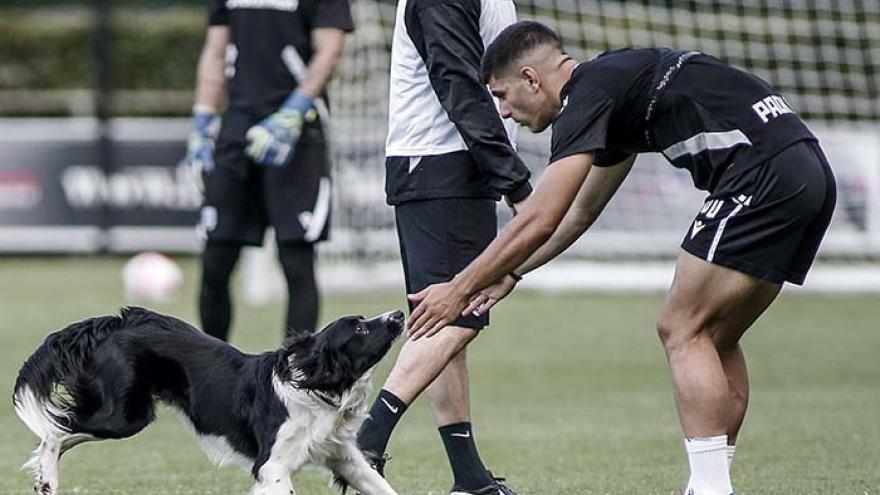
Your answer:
[200,0,354,245]
[551,48,836,284]
[385,0,532,330]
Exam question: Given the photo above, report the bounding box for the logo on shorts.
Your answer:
[734,194,753,206]
[298,211,313,231]
[200,206,218,232]
[691,220,707,239]
[700,199,725,219]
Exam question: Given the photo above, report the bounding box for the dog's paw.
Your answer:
[33,480,54,495]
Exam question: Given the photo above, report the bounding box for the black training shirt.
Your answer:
[208,0,354,139]
[551,48,816,191]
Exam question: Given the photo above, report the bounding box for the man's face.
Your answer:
[489,71,557,133]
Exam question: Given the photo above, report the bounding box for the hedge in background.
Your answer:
[0,7,207,91]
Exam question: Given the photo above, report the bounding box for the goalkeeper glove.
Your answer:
[245,90,317,167]
[185,110,218,191]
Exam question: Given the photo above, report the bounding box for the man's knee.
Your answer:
[393,326,476,373]
[656,306,709,353]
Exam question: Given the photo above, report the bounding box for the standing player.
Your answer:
[185,0,353,340]
[407,22,836,495]
[355,1,531,494]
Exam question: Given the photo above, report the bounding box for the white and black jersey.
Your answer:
[384,0,532,205]
[551,48,816,192]
[208,0,354,140]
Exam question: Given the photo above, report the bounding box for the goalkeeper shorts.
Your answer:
[680,139,836,285]
[198,129,331,246]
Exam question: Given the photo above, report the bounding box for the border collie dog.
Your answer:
[13,307,403,495]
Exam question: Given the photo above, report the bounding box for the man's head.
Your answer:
[481,21,572,133]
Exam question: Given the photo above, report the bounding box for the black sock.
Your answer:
[439,422,493,490]
[357,389,408,457]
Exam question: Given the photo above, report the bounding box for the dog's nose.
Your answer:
[388,310,405,323]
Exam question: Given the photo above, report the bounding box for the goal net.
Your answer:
[248,0,880,299]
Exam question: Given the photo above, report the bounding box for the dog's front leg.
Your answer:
[330,445,397,495]
[249,468,297,495]
[249,452,307,495]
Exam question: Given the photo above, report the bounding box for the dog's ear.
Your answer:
[290,337,355,395]
[278,331,315,380]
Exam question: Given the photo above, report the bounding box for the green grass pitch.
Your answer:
[0,257,878,494]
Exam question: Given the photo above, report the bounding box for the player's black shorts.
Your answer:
[198,126,331,246]
[681,139,836,284]
[394,196,497,330]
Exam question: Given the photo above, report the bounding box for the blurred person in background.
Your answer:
[185,0,353,340]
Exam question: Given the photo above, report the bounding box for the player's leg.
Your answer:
[277,241,319,334]
[667,140,836,493]
[264,127,330,337]
[424,347,506,494]
[659,251,781,495]
[712,282,781,466]
[357,325,477,464]
[358,196,510,492]
[198,140,265,341]
[199,241,242,341]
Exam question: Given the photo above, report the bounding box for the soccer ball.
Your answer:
[122,252,184,304]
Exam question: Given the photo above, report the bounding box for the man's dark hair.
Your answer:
[481,21,562,84]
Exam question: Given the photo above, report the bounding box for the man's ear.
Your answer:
[522,65,542,93]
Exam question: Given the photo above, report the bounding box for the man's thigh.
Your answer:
[663,250,781,344]
[395,197,496,330]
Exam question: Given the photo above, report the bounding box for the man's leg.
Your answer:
[425,348,500,492]
[357,326,476,460]
[358,326,500,492]
[277,241,319,335]
[658,251,780,494]
[200,241,243,341]
[713,283,779,467]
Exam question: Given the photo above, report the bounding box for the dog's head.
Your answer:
[282,310,405,397]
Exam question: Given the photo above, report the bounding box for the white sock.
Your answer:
[726,444,736,469]
[683,435,733,495]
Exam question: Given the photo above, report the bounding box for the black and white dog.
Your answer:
[13,307,403,495]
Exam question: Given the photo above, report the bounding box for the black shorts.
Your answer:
[395,197,497,330]
[198,128,331,246]
[681,139,836,284]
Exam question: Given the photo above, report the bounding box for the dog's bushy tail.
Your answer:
[12,307,155,441]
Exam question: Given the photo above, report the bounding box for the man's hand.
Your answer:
[185,110,219,191]
[245,90,317,167]
[406,281,471,340]
[461,273,518,317]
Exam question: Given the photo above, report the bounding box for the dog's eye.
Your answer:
[355,323,370,335]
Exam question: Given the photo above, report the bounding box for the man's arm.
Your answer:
[516,154,636,275]
[459,154,636,317]
[297,28,347,98]
[193,26,230,113]
[185,26,229,179]
[406,0,532,202]
[407,153,595,338]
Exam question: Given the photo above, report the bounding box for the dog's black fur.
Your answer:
[14,307,403,495]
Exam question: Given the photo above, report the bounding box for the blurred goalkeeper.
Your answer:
[185,0,353,340]
[407,21,837,495]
